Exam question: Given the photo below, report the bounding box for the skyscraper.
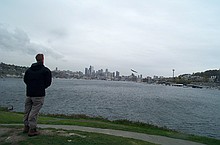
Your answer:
[85,68,89,76]
[89,65,94,76]
[116,71,120,78]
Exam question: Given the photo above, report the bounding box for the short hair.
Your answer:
[35,54,44,62]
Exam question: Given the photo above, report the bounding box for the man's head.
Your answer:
[35,54,44,63]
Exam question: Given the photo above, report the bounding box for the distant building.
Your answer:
[116,71,120,78]
[85,68,89,76]
[89,65,94,75]
[153,76,159,79]
[113,72,115,78]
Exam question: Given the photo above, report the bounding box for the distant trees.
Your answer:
[167,69,220,85]
[193,70,219,77]
[0,62,28,77]
[174,76,192,85]
[192,69,220,83]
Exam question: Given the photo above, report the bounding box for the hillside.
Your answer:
[0,62,28,78]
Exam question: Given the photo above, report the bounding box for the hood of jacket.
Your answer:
[30,62,44,71]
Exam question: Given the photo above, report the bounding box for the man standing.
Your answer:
[23,54,52,136]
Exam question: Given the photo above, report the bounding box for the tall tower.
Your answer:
[89,65,94,75]
[116,71,120,78]
[85,68,89,76]
[172,69,175,78]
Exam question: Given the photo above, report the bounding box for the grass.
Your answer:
[0,126,156,145]
[0,107,220,145]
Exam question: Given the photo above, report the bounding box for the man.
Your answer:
[23,54,52,136]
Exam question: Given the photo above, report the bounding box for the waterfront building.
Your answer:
[89,65,94,76]
[113,72,115,78]
[116,71,120,78]
[85,68,89,76]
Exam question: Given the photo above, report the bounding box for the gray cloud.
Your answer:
[0,24,63,59]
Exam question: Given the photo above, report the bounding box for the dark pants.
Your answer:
[23,97,44,129]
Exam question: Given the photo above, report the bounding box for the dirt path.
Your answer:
[0,124,206,145]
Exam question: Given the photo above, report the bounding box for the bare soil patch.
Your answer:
[0,127,26,144]
[0,126,86,145]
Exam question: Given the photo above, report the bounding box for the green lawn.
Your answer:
[0,107,219,145]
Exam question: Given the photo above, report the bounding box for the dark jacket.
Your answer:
[24,62,52,97]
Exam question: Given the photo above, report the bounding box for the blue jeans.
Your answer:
[23,97,44,129]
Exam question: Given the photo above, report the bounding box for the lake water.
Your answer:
[0,78,220,139]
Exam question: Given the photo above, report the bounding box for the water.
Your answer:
[0,78,220,139]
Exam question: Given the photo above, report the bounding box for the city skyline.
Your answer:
[56,64,155,78]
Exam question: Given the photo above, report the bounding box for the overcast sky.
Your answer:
[0,0,220,77]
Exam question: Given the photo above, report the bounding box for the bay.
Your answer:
[0,78,219,139]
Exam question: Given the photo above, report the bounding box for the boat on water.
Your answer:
[191,85,203,89]
[187,84,203,89]
[172,84,184,87]
[171,83,203,89]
